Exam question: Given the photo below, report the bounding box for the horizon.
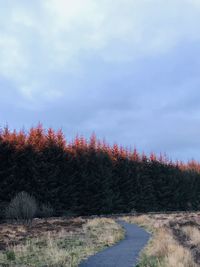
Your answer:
[1,1,200,161]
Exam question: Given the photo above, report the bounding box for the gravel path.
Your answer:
[79,220,151,267]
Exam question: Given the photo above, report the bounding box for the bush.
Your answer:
[38,203,54,218]
[0,202,7,220]
[6,250,15,261]
[6,191,37,224]
[61,210,77,217]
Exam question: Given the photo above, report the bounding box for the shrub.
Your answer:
[38,203,54,218]
[0,202,7,220]
[131,208,137,214]
[61,210,77,217]
[6,191,37,224]
[6,250,15,261]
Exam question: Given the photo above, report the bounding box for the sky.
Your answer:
[0,0,200,161]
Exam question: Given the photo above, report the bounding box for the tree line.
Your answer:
[1,124,200,216]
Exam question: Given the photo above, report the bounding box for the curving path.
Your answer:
[79,220,151,267]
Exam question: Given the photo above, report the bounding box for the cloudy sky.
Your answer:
[1,0,200,161]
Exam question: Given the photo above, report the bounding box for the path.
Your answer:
[79,220,151,267]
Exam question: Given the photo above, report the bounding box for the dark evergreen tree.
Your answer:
[1,125,200,216]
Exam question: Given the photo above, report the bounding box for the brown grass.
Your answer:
[149,228,197,267]
[0,217,124,267]
[124,213,200,267]
[182,226,200,246]
[0,217,84,250]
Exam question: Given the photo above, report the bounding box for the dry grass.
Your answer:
[1,213,200,266]
[0,217,84,250]
[123,215,155,232]
[144,227,197,267]
[182,226,200,246]
[124,213,200,267]
[0,217,124,267]
[83,218,124,246]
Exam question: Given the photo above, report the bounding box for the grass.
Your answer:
[0,218,124,267]
[124,213,200,267]
[1,213,200,267]
[182,225,200,246]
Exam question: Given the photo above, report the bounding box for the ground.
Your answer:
[1,213,200,267]
[0,217,124,267]
[124,212,200,267]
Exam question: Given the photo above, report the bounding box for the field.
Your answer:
[124,212,200,267]
[1,213,200,267]
[0,217,124,267]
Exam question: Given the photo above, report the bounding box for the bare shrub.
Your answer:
[6,192,37,224]
[38,203,54,218]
